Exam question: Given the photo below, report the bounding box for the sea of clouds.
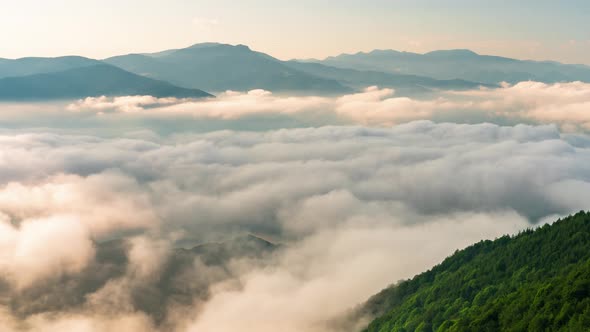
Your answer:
[1,82,590,331]
[63,81,590,131]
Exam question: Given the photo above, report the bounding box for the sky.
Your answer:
[1,0,589,63]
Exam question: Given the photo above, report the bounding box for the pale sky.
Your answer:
[1,0,589,64]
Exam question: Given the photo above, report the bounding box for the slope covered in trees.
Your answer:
[360,211,590,332]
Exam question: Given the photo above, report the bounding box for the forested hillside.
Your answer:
[361,211,590,332]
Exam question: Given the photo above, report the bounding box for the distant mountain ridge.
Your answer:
[2,44,590,100]
[0,56,100,79]
[312,49,590,84]
[284,60,493,94]
[105,43,352,94]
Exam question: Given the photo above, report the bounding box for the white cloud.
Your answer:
[0,121,589,330]
[0,214,95,288]
[454,81,590,130]
[67,96,182,113]
[191,17,220,32]
[0,173,158,236]
[15,313,157,332]
[65,82,590,131]
[186,212,527,332]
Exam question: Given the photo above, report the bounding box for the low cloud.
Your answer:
[0,214,94,289]
[65,81,590,131]
[454,81,590,131]
[0,173,158,236]
[186,212,526,332]
[0,121,589,330]
[0,312,158,332]
[67,96,182,114]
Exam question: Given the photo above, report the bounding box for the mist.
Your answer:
[1,83,590,330]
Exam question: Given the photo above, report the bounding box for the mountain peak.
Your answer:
[187,42,251,51]
[424,49,479,57]
[187,42,223,49]
[368,49,402,55]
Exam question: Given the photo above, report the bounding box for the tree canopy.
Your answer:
[361,211,590,332]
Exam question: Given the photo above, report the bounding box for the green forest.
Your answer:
[361,211,590,332]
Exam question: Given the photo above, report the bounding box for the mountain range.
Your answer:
[312,49,590,84]
[284,60,495,95]
[104,43,352,94]
[2,43,590,100]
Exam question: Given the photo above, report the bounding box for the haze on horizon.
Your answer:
[2,0,590,64]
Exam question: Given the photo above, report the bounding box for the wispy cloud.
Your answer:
[191,17,220,32]
[66,82,590,132]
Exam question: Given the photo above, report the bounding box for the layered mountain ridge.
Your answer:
[3,43,590,100]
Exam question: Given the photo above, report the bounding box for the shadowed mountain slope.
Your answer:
[0,64,212,100]
[105,43,352,94]
[285,60,493,95]
[0,56,101,79]
[313,49,590,84]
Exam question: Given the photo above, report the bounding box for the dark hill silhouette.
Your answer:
[105,43,352,94]
[0,64,212,100]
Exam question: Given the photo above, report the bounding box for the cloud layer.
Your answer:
[1,120,590,330]
[64,81,590,131]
